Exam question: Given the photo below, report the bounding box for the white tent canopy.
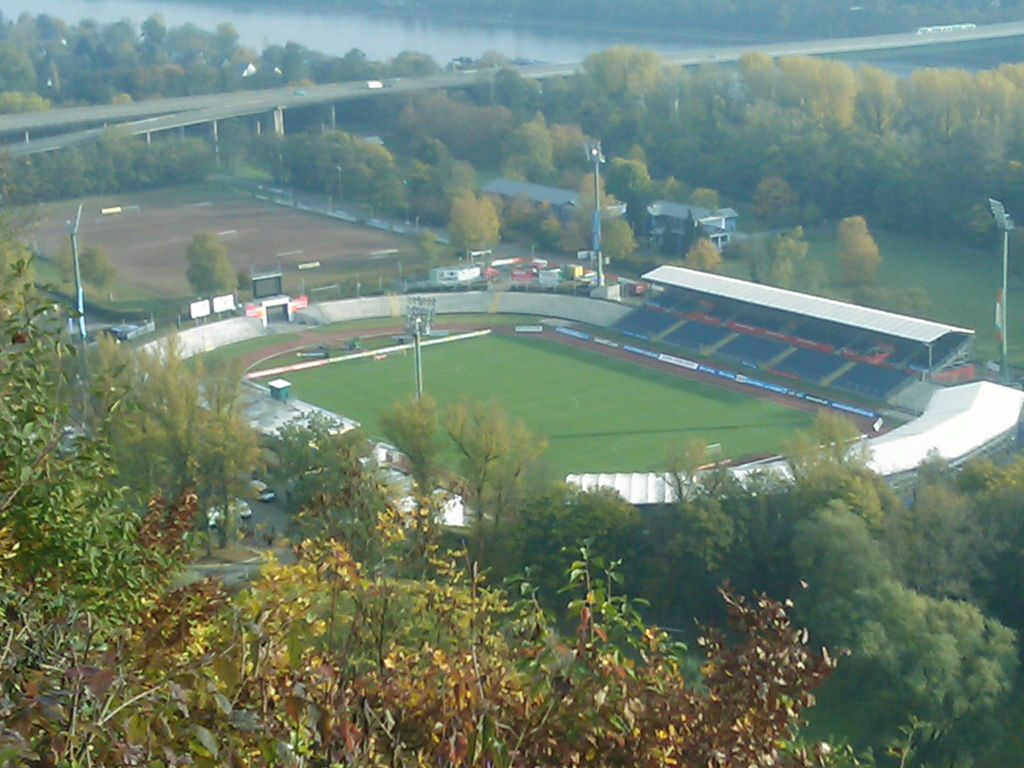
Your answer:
[866,381,1024,475]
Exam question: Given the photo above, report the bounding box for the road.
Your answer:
[4,19,1024,157]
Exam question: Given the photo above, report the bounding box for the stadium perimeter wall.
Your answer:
[139,317,267,360]
[141,293,631,361]
[300,292,633,328]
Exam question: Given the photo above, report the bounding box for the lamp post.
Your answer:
[335,165,343,205]
[989,198,1014,384]
[584,141,605,287]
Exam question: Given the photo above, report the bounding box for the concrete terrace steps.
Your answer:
[821,359,857,387]
[706,331,738,356]
[766,346,797,369]
[653,316,689,343]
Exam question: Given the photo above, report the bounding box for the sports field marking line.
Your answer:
[246,329,492,380]
[217,229,237,237]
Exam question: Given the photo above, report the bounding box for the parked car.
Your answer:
[257,488,277,503]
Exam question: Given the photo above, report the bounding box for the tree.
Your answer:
[185,232,236,295]
[856,65,901,133]
[0,91,50,113]
[444,401,546,552]
[503,115,554,181]
[601,216,637,264]
[690,187,720,209]
[793,502,1018,759]
[837,215,882,285]
[753,176,800,226]
[685,237,723,273]
[582,46,664,101]
[0,42,36,93]
[605,157,654,231]
[493,67,541,114]
[94,339,258,549]
[448,191,501,253]
[885,462,994,601]
[80,244,116,293]
[0,265,176,618]
[380,395,443,492]
[742,227,812,289]
[499,487,638,605]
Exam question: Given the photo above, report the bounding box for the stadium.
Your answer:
[151,263,1024,498]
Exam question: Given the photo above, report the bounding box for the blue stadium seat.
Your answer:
[614,308,679,339]
[772,348,844,381]
[664,322,732,352]
[718,335,790,365]
[833,364,913,399]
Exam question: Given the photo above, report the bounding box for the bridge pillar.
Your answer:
[255,117,262,136]
[329,104,336,130]
[211,119,219,162]
[272,107,285,137]
[25,130,31,143]
[145,131,151,145]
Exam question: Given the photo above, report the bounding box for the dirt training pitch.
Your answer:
[26,186,408,301]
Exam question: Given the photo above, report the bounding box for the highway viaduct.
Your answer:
[4,18,1024,158]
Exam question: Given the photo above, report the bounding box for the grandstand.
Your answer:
[621,265,976,406]
[614,306,679,340]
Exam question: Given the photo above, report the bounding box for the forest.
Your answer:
[4,252,1024,765]
[6,12,1024,253]
[5,16,1024,764]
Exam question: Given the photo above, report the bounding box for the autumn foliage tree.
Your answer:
[449,191,501,253]
[685,237,723,273]
[837,215,882,285]
[752,176,800,226]
[186,231,237,295]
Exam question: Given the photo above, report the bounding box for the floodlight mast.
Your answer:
[69,203,87,345]
[989,198,1014,384]
[585,141,606,287]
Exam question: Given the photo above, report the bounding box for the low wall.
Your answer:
[139,317,267,359]
[303,291,632,328]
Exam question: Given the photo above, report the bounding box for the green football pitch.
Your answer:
[280,334,816,475]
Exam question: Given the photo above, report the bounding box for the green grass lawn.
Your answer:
[281,334,815,475]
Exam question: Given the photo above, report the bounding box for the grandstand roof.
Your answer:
[482,178,578,208]
[643,265,973,345]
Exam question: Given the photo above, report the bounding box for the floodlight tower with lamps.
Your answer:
[585,141,606,287]
[406,296,436,401]
[989,198,1014,384]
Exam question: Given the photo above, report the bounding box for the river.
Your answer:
[0,0,734,64]
[2,0,1020,71]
